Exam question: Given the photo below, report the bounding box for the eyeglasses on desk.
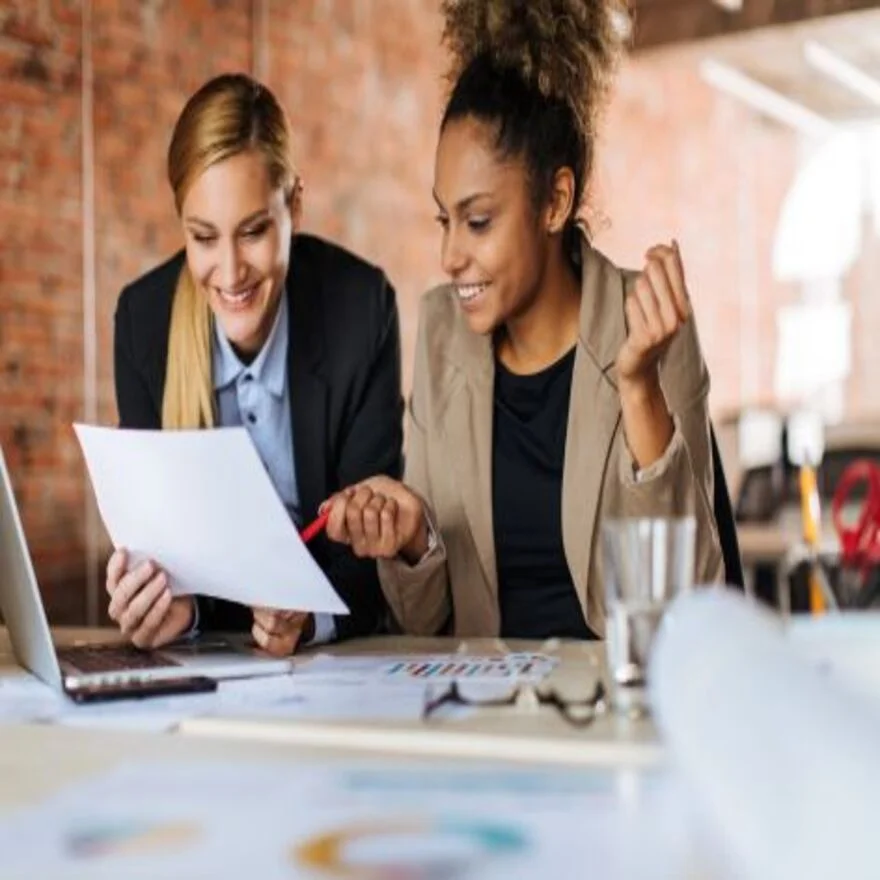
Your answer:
[421,678,607,728]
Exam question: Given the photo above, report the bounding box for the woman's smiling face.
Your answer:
[433,115,552,337]
[181,149,294,356]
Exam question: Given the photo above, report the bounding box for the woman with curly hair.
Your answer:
[326,0,724,639]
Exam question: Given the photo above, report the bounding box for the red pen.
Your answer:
[299,509,329,543]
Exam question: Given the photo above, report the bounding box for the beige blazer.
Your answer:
[379,242,724,638]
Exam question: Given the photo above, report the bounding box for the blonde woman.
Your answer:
[106,73,403,656]
[325,0,725,639]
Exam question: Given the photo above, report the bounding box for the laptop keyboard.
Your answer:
[57,643,180,673]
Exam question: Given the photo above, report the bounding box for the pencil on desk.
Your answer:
[799,463,826,614]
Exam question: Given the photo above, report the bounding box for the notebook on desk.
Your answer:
[0,444,292,699]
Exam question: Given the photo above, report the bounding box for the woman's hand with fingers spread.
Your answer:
[324,476,429,564]
[616,240,691,389]
[106,548,195,648]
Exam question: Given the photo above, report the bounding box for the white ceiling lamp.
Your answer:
[711,0,744,11]
[803,41,880,107]
[772,131,863,281]
[700,58,836,138]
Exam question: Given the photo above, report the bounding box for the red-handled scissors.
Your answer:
[831,459,880,571]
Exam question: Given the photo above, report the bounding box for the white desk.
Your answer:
[0,629,661,767]
[182,634,661,766]
[0,630,717,879]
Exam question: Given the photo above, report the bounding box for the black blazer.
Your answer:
[113,233,404,640]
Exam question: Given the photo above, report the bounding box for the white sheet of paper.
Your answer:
[294,652,559,685]
[213,675,429,722]
[0,672,431,733]
[0,759,708,880]
[0,672,63,723]
[54,699,216,734]
[0,672,215,732]
[74,424,348,614]
[787,613,880,705]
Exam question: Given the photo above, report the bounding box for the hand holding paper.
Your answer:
[106,548,196,648]
[74,425,348,616]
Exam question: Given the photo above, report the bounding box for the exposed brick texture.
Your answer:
[1,0,87,622]
[264,0,446,389]
[1,1,871,622]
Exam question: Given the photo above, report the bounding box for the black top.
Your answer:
[114,233,404,640]
[492,347,594,640]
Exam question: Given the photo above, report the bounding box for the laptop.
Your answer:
[0,445,293,698]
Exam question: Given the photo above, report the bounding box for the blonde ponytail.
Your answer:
[161,265,215,430]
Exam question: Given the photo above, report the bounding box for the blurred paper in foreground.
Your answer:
[651,588,880,880]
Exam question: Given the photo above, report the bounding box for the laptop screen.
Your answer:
[0,445,63,688]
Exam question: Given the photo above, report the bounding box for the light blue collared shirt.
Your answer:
[212,295,336,646]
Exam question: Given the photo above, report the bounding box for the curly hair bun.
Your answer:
[441,0,627,135]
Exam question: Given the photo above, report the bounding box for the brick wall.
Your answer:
[1,0,87,622]
[0,0,447,624]
[263,0,446,389]
[1,1,869,623]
